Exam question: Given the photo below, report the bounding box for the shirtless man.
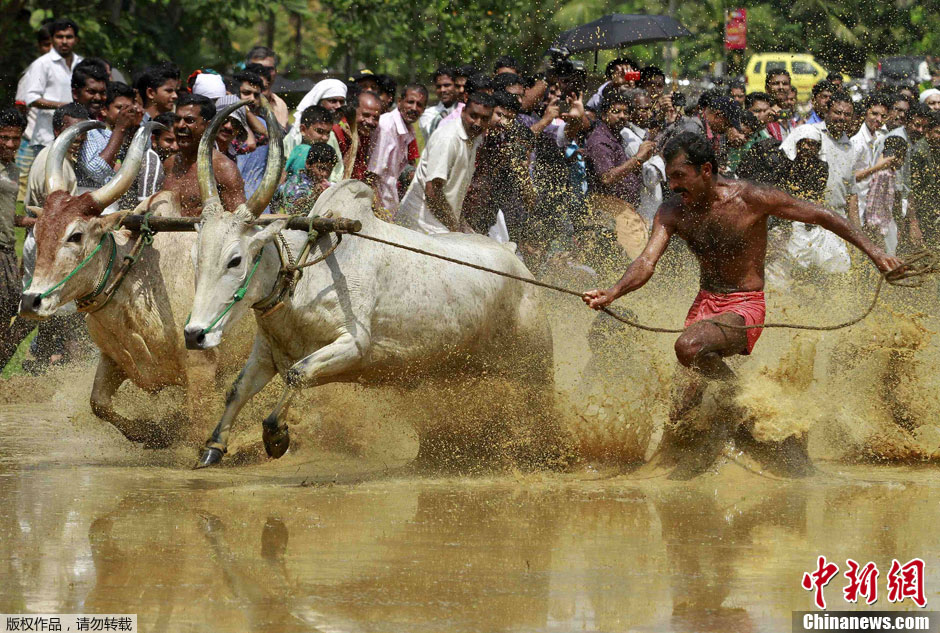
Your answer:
[161,92,245,216]
[583,131,903,477]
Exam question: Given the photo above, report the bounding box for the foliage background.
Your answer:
[2,0,940,102]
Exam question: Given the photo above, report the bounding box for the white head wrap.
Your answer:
[285,78,348,156]
[919,88,940,104]
[293,79,348,121]
[192,73,227,100]
[779,124,823,161]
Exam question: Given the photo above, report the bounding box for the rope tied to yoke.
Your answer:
[345,231,940,334]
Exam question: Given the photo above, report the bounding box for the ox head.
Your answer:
[184,98,285,350]
[20,121,159,319]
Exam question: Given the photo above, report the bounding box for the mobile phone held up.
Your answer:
[624,71,642,82]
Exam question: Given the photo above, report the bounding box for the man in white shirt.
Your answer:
[852,93,892,223]
[21,19,83,151]
[366,85,427,215]
[418,67,459,142]
[397,92,494,234]
[780,90,860,273]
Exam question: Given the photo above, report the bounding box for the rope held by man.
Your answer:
[346,231,940,334]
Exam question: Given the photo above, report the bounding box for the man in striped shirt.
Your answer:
[77,82,164,212]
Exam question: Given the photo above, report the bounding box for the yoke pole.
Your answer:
[118,214,362,235]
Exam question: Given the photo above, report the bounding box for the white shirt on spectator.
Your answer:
[418,101,456,143]
[396,117,481,234]
[620,121,647,157]
[638,156,666,227]
[367,108,415,214]
[21,49,83,148]
[851,122,887,222]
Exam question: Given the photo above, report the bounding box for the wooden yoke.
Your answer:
[119,214,363,235]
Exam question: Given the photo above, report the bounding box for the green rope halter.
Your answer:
[27,232,116,303]
[192,251,263,337]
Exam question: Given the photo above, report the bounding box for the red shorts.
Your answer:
[684,290,766,355]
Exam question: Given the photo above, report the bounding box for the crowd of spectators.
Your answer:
[3,16,940,370]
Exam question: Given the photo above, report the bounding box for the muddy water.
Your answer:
[1,403,939,633]
[3,259,940,631]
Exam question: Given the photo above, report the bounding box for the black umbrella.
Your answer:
[554,14,691,53]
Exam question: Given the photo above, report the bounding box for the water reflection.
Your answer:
[0,468,939,633]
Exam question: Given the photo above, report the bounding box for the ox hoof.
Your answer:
[262,424,290,459]
[194,447,224,469]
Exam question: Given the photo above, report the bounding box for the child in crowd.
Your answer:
[273,141,337,212]
[284,105,334,176]
[865,136,907,255]
[151,112,179,161]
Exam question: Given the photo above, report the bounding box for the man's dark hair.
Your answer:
[176,92,216,121]
[882,135,908,158]
[52,102,89,132]
[696,88,721,111]
[401,83,428,100]
[598,90,630,113]
[375,74,397,97]
[765,68,791,84]
[492,90,521,113]
[828,88,853,108]
[467,91,496,109]
[456,65,478,80]
[49,19,79,38]
[728,79,745,92]
[0,108,27,131]
[300,104,333,127]
[493,55,520,73]
[663,131,717,171]
[245,63,274,84]
[234,70,264,91]
[605,57,638,79]
[246,45,278,67]
[105,81,135,107]
[465,73,493,95]
[152,111,179,132]
[37,24,52,43]
[493,73,525,92]
[707,95,742,127]
[739,110,759,132]
[811,80,834,98]
[639,65,665,87]
[910,102,932,121]
[306,141,338,166]
[71,59,108,92]
[861,92,892,113]
[432,66,456,83]
[135,63,179,105]
[927,111,940,131]
[745,91,772,109]
[826,71,843,83]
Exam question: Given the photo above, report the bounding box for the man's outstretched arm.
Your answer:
[583,206,674,309]
[746,184,903,274]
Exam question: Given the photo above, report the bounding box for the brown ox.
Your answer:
[18,115,278,447]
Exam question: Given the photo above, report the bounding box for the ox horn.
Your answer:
[198,98,252,218]
[45,120,104,194]
[89,121,163,211]
[241,96,285,219]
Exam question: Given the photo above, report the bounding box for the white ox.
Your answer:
[184,102,553,468]
[18,114,277,447]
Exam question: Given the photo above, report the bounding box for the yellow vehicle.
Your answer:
[745,53,848,99]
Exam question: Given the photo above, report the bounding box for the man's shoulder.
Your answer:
[29,51,57,69]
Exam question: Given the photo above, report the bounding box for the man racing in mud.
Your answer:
[582,131,903,478]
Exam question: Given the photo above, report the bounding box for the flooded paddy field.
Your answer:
[2,269,939,632]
